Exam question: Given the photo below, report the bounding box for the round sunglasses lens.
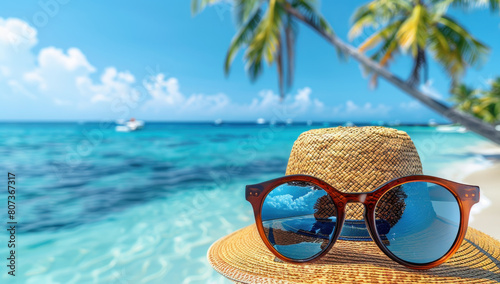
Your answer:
[375,181,461,264]
[261,181,337,260]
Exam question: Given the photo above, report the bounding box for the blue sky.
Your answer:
[0,1,499,123]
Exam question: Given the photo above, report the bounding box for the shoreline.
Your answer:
[463,162,500,240]
[457,141,500,241]
[434,140,500,241]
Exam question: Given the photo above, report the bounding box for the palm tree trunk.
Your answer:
[285,5,500,145]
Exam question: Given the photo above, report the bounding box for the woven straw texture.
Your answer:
[286,127,422,219]
[208,225,500,283]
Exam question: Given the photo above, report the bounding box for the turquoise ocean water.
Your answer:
[0,122,493,283]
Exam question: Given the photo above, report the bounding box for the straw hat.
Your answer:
[208,127,500,283]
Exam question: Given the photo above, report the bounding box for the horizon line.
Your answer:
[0,120,449,126]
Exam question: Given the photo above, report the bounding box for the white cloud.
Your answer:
[183,93,230,112]
[0,18,38,98]
[143,74,185,107]
[346,100,359,112]
[0,18,37,50]
[249,90,281,110]
[400,100,421,110]
[24,47,96,99]
[333,100,391,117]
[78,67,137,104]
[246,87,320,115]
[0,17,138,113]
[0,16,409,122]
[139,74,325,120]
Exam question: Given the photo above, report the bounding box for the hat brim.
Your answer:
[208,225,500,283]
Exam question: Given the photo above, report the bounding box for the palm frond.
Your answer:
[349,0,412,40]
[349,4,378,40]
[358,20,403,52]
[191,0,223,15]
[367,29,399,87]
[234,0,263,25]
[244,0,283,81]
[224,8,263,75]
[450,78,500,123]
[428,25,451,55]
[292,0,334,36]
[450,82,478,112]
[431,0,455,19]
[436,15,488,79]
[440,16,488,66]
[428,23,466,82]
[396,4,430,56]
[490,77,500,95]
[449,0,500,12]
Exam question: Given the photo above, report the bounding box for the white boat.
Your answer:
[256,118,266,125]
[116,118,144,132]
[214,119,223,125]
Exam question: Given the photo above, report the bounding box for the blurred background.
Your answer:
[0,1,499,283]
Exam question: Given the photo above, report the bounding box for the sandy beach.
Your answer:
[453,141,500,241]
[465,162,500,240]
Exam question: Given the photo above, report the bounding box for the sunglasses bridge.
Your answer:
[334,193,378,241]
[336,192,372,211]
[343,192,369,203]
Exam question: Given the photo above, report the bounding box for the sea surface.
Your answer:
[0,122,494,283]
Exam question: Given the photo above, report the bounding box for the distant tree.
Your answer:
[450,83,479,114]
[452,78,500,124]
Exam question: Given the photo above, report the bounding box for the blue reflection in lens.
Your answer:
[261,181,337,260]
[375,182,460,264]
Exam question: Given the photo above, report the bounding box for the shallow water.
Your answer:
[0,122,491,283]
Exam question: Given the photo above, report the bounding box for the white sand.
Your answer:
[464,162,500,241]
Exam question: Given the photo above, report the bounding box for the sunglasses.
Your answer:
[245,174,480,269]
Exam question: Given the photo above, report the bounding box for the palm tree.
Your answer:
[349,0,488,88]
[193,0,333,98]
[191,0,500,144]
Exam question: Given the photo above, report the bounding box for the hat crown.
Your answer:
[285,126,423,193]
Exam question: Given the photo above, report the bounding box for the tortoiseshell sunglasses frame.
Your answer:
[245,174,480,269]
